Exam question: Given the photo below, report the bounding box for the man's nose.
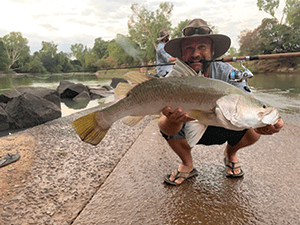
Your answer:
[191,49,201,59]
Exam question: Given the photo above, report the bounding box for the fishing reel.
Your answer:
[229,61,253,83]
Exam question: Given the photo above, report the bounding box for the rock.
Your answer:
[0,87,61,108]
[57,81,89,99]
[56,80,74,96]
[61,98,89,109]
[102,85,114,91]
[0,106,9,131]
[110,78,128,89]
[72,91,91,102]
[0,102,6,109]
[5,93,61,129]
[89,88,114,99]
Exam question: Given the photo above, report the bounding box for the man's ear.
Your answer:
[211,43,215,58]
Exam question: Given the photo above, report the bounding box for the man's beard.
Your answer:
[186,60,211,74]
[201,61,211,74]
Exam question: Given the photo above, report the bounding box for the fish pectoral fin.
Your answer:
[215,95,245,130]
[185,120,207,148]
[122,116,145,126]
[72,112,109,145]
[123,71,152,85]
[190,109,215,123]
[114,82,134,100]
[215,95,239,121]
[215,107,243,130]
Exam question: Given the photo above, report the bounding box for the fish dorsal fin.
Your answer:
[167,58,199,77]
[114,82,134,100]
[123,71,152,85]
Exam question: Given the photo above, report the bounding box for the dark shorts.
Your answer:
[160,123,247,147]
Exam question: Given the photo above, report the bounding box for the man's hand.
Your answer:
[254,118,284,135]
[159,107,195,136]
[162,107,195,123]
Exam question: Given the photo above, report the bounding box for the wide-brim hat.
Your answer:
[157,28,170,41]
[165,18,231,59]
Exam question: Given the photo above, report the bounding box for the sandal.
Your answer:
[224,157,244,178]
[0,153,21,168]
[164,168,198,186]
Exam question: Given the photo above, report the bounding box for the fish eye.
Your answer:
[262,105,266,109]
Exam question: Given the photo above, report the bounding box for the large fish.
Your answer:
[72,59,279,146]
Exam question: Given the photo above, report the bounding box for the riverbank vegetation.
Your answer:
[0,0,299,76]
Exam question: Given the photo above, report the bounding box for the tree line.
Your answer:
[0,1,299,74]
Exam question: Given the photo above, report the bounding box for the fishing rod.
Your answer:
[96,63,175,71]
[201,52,300,83]
[96,52,300,71]
[210,52,300,63]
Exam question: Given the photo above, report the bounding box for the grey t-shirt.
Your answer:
[208,61,252,94]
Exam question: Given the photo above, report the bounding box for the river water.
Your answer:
[247,72,300,124]
[0,73,114,117]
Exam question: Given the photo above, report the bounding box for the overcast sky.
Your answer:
[1,0,285,54]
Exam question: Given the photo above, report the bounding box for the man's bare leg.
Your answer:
[167,138,194,185]
[224,128,261,175]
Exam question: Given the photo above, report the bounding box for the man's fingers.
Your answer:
[162,106,172,116]
[255,119,284,135]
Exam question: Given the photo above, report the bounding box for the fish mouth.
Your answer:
[262,108,280,125]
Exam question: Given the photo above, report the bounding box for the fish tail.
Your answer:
[72,112,109,145]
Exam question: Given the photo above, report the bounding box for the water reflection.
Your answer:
[0,73,113,94]
[248,72,300,116]
[248,73,300,97]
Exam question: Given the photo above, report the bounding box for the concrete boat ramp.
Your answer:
[0,105,299,224]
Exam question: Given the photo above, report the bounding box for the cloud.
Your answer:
[0,0,283,53]
[39,24,60,32]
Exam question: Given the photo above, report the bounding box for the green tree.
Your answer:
[284,0,300,28]
[107,39,132,67]
[37,41,74,73]
[257,0,300,25]
[92,37,109,59]
[171,19,190,38]
[128,2,173,62]
[22,55,47,74]
[239,27,262,55]
[0,40,9,72]
[38,41,58,72]
[70,43,89,68]
[84,50,98,71]
[239,17,300,55]
[54,52,74,72]
[257,0,280,18]
[1,32,30,70]
[225,46,239,57]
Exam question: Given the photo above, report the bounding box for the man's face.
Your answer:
[181,37,214,74]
